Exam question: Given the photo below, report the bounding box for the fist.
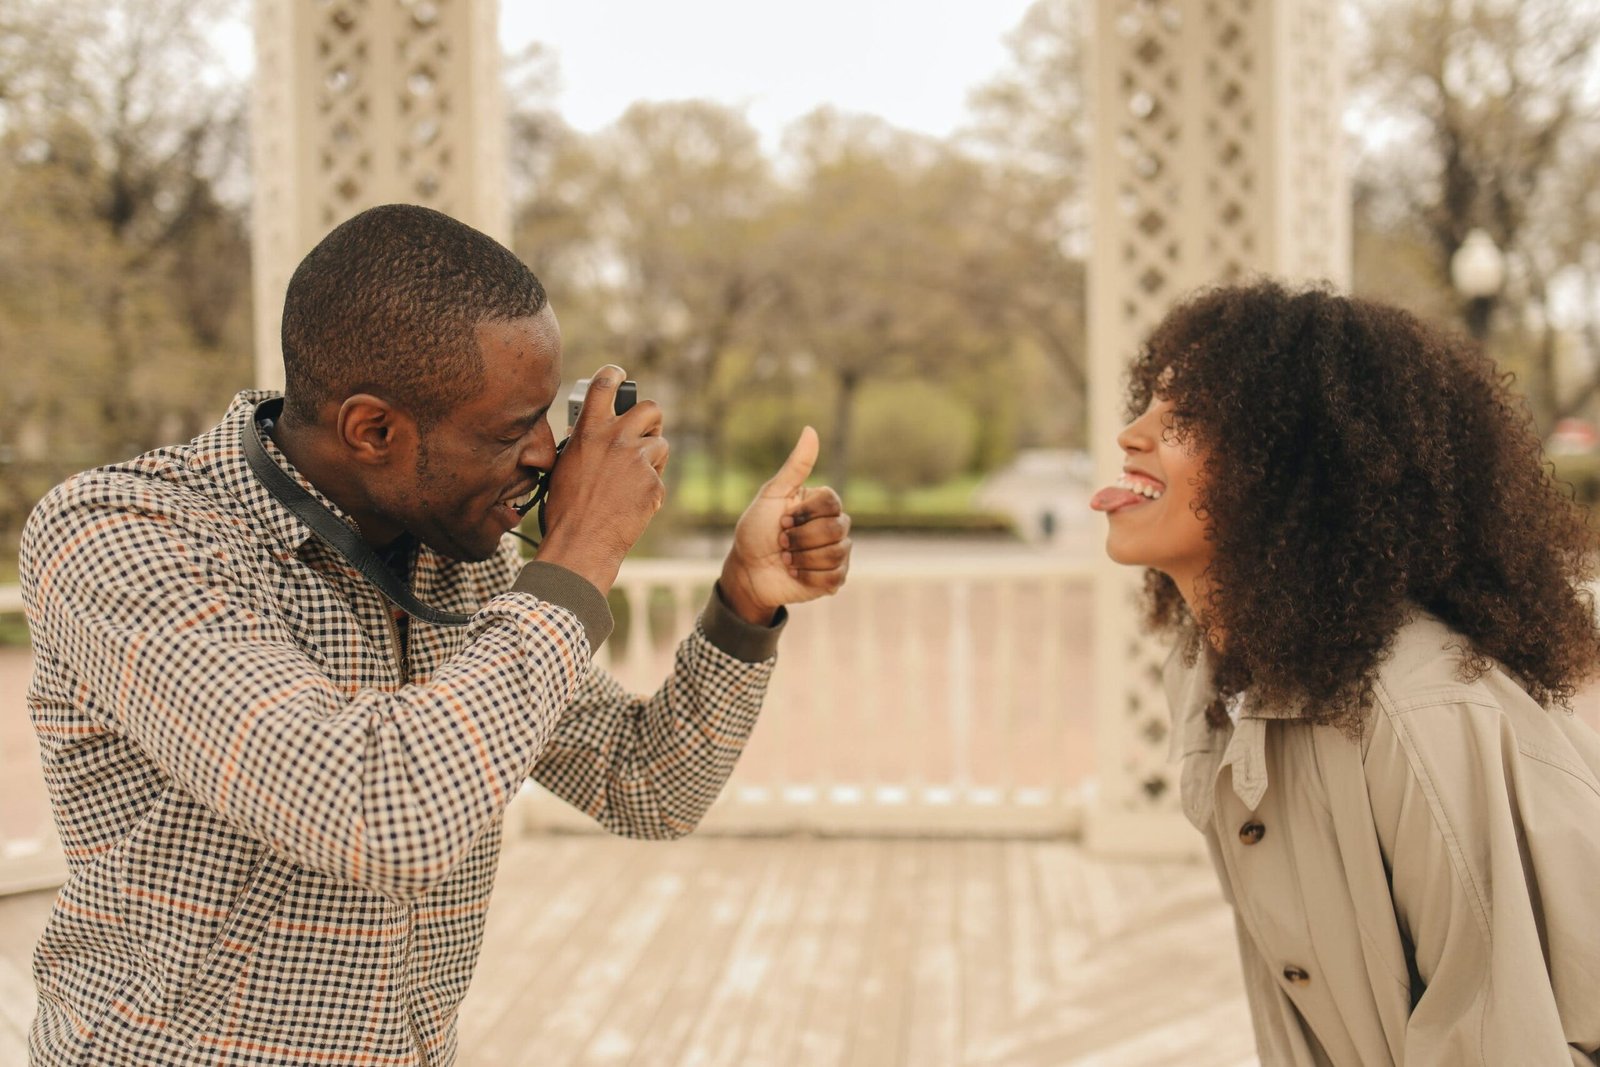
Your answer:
[719,427,852,624]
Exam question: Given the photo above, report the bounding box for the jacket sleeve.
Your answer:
[1366,690,1600,1066]
[22,480,596,904]
[528,584,782,838]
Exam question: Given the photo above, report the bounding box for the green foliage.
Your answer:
[0,0,252,554]
[1351,0,1600,434]
[724,392,832,481]
[851,380,979,501]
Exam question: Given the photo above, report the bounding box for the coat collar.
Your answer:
[198,389,363,555]
[1162,633,1305,824]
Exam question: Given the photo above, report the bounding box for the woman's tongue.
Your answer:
[1090,485,1146,513]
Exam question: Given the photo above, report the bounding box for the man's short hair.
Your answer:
[281,204,547,427]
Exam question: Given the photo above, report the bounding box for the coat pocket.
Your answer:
[169,851,300,1045]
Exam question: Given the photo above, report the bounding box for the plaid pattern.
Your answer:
[20,390,776,1066]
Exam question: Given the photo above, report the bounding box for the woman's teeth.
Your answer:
[1116,476,1164,500]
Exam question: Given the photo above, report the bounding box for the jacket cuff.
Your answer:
[512,561,614,652]
[702,581,787,663]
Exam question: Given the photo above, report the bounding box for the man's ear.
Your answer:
[335,393,416,466]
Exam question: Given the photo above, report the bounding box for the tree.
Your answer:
[0,0,252,550]
[764,108,1015,488]
[959,0,1092,445]
[852,380,979,503]
[511,99,778,510]
[1352,0,1600,433]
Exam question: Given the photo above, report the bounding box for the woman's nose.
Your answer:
[1117,411,1154,455]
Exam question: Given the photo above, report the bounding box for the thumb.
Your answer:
[573,365,625,432]
[766,426,819,495]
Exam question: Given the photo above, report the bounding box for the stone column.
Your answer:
[251,0,509,389]
[1086,0,1349,857]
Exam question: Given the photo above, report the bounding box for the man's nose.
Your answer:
[520,426,558,471]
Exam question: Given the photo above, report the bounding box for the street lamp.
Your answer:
[1450,228,1505,342]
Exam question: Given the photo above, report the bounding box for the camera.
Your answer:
[567,377,637,431]
[513,377,641,525]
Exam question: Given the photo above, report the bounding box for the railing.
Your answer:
[0,553,1099,895]
[510,555,1099,837]
[0,583,67,894]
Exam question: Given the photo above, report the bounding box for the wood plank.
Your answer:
[786,839,880,1065]
[901,839,961,1067]
[1003,839,1055,1018]
[670,839,810,1067]
[506,840,701,1063]
[733,835,851,1066]
[0,836,1257,1066]
[454,835,595,1048]
[841,839,921,1067]
[0,952,38,1052]
[968,875,1254,1065]
[565,842,746,1065]
[624,840,795,1067]
[461,835,650,1063]
[955,840,1012,1058]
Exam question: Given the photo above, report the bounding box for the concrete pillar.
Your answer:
[1086,0,1350,857]
[251,0,509,389]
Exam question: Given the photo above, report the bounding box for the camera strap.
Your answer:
[241,399,476,627]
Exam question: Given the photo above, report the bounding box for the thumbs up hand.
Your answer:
[718,427,852,624]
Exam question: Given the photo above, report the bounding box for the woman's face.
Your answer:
[1098,394,1214,596]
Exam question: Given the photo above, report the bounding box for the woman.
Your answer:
[1092,280,1600,1065]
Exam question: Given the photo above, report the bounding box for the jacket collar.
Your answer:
[198,390,364,555]
[1163,634,1305,824]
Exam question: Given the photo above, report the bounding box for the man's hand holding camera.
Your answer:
[536,365,851,620]
[535,365,667,594]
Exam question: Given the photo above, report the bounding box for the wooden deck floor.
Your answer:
[0,834,1257,1066]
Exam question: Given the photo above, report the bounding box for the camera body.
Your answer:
[514,378,641,523]
[567,378,638,431]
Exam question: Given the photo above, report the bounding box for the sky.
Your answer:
[499,0,1039,149]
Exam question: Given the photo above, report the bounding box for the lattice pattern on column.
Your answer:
[394,0,460,210]
[1089,0,1349,855]
[303,0,480,230]
[253,0,508,387]
[1110,1,1184,332]
[1092,0,1193,833]
[1277,0,1349,286]
[1198,0,1261,281]
[312,0,377,230]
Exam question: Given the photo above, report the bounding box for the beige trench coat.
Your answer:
[1166,612,1600,1066]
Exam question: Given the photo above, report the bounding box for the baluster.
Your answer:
[622,578,653,689]
[948,581,975,800]
[992,577,1018,808]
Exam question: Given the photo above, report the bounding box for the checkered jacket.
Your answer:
[20,390,781,1066]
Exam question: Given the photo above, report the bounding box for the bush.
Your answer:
[852,380,978,502]
[725,393,832,479]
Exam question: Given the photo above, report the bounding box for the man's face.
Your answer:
[382,307,563,562]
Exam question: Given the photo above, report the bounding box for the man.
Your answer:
[19,203,851,1065]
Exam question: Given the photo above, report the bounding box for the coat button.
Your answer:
[1239,821,1266,845]
[1282,965,1310,985]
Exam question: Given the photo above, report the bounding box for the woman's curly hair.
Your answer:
[1131,280,1600,733]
